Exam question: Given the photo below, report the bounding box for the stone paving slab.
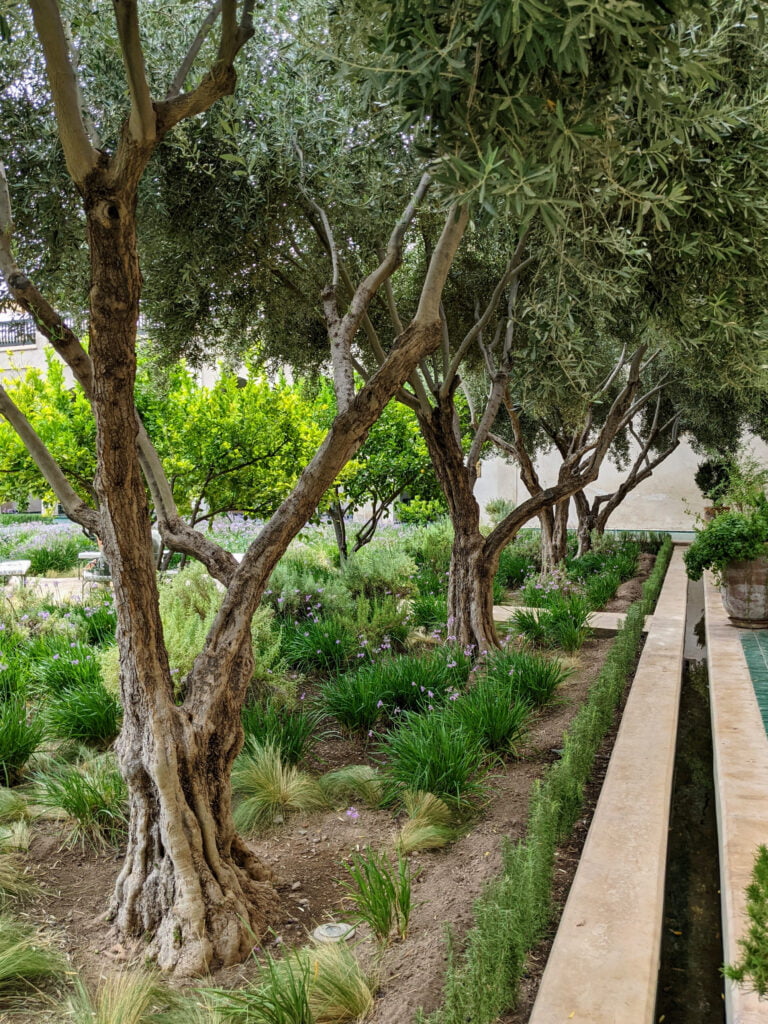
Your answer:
[528,547,687,1024]
[705,579,768,1022]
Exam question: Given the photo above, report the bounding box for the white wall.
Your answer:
[473,435,768,533]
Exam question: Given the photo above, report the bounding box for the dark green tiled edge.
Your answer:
[741,631,768,734]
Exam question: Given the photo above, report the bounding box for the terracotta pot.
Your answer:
[704,505,730,522]
[721,556,768,628]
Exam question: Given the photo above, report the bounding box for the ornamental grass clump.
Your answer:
[0,695,44,787]
[281,616,360,673]
[396,790,455,854]
[66,969,169,1024]
[379,712,486,804]
[205,941,375,1024]
[320,765,383,806]
[484,649,570,708]
[232,741,328,833]
[45,676,122,749]
[32,640,102,694]
[68,600,117,646]
[0,914,64,993]
[447,675,532,754]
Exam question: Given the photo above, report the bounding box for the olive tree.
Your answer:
[0,1,467,972]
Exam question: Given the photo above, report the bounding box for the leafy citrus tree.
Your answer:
[145,365,322,528]
[0,350,96,506]
[308,379,444,559]
[0,353,321,527]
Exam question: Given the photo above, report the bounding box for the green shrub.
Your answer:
[724,844,768,996]
[684,503,768,581]
[341,544,417,599]
[484,499,516,527]
[45,677,122,749]
[411,591,448,630]
[405,518,453,576]
[495,546,536,589]
[350,595,412,651]
[379,712,486,804]
[241,698,322,766]
[0,696,43,786]
[397,496,448,525]
[36,756,128,847]
[264,560,354,621]
[158,563,283,690]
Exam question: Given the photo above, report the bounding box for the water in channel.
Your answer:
[655,577,724,1023]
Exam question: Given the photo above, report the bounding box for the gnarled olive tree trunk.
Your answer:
[86,186,278,973]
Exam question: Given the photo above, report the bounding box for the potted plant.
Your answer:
[694,456,732,520]
[684,496,768,627]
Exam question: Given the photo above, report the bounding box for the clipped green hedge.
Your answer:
[419,535,674,1024]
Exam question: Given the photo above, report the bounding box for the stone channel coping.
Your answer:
[705,577,768,1023]
[528,546,688,1023]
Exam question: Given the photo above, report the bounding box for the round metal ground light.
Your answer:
[312,922,356,943]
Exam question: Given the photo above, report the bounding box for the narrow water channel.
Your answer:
[655,578,724,1022]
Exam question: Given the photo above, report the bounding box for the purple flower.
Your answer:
[346,807,360,821]
[376,700,384,708]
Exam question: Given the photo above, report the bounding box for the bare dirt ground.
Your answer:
[12,554,653,1022]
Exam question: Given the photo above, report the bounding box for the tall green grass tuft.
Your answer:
[45,676,122,749]
[340,847,414,943]
[0,696,44,786]
[418,536,673,1024]
[36,756,128,847]
[241,698,322,766]
[379,713,486,804]
[447,675,532,753]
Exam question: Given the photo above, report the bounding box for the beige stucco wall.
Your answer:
[474,435,768,533]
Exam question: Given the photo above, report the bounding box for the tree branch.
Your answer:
[441,244,533,397]
[113,0,156,144]
[28,0,99,186]
[166,0,223,99]
[0,385,98,532]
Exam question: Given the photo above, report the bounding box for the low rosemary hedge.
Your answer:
[419,535,674,1024]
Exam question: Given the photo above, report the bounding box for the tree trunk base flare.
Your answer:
[111,711,279,976]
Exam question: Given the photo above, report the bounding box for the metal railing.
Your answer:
[0,319,36,348]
